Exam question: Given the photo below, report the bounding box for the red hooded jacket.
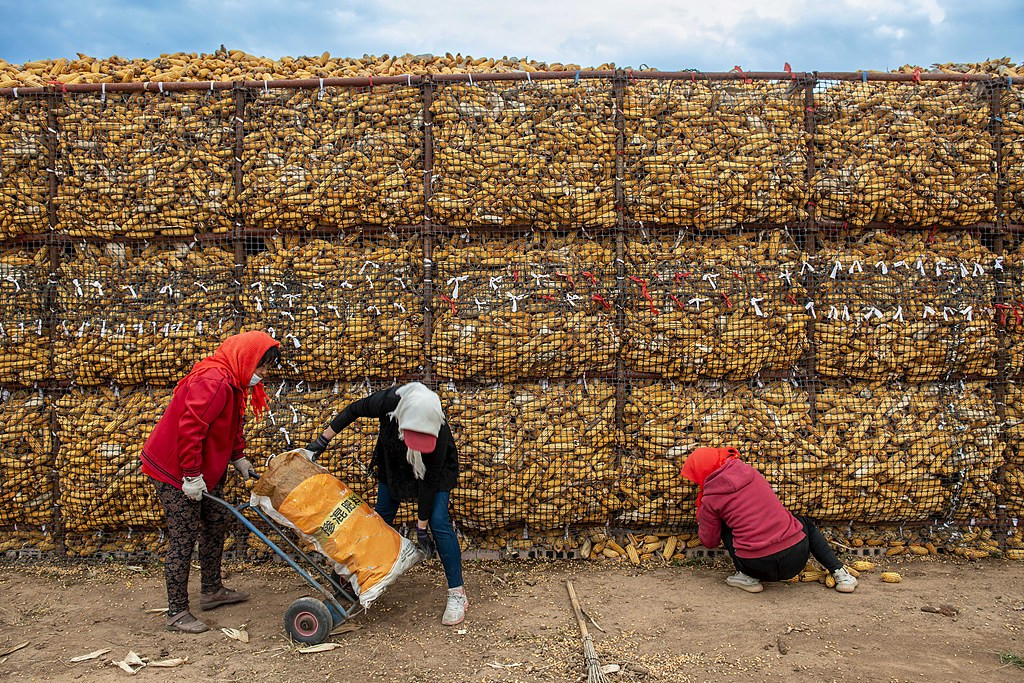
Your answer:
[696,458,806,559]
[141,331,279,489]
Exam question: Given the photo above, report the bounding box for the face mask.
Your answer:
[249,373,262,387]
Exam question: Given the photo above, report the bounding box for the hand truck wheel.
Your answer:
[284,597,334,645]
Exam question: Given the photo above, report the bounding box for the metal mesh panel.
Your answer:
[622,379,811,526]
[242,231,423,382]
[0,94,50,239]
[0,388,52,526]
[56,91,236,237]
[240,85,423,230]
[54,385,168,532]
[0,529,57,558]
[1005,381,1024,516]
[52,238,239,384]
[0,242,51,383]
[622,228,809,379]
[812,81,996,227]
[430,230,617,381]
[442,380,618,531]
[623,79,807,229]
[1002,85,1024,224]
[430,80,616,229]
[813,229,999,381]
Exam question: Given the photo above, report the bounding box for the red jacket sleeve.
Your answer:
[176,376,231,478]
[231,416,246,461]
[697,500,723,549]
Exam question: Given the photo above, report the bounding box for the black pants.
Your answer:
[154,479,231,615]
[721,515,842,582]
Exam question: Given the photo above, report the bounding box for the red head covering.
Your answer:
[175,330,280,419]
[680,447,741,509]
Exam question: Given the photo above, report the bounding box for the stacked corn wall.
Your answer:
[0,70,1020,560]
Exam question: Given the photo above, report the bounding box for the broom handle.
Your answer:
[565,580,592,640]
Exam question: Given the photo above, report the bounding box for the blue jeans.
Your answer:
[375,482,464,589]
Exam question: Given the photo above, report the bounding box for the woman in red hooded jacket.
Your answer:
[681,447,857,594]
[142,330,281,633]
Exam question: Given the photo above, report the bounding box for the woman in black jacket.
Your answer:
[305,382,466,625]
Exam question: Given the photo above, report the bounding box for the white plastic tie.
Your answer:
[973,262,984,277]
[750,297,766,317]
[101,82,106,103]
[875,261,888,275]
[12,88,17,98]
[805,300,816,318]
[779,269,793,285]
[799,260,815,275]
[446,275,470,299]
[701,272,719,290]
[830,260,842,279]
[468,72,474,86]
[995,257,1004,271]
[688,296,709,310]
[960,306,973,321]
[894,305,904,322]
[318,78,325,100]
[158,81,164,94]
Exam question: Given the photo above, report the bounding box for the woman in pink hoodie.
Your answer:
[681,447,857,594]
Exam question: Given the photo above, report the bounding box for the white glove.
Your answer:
[232,457,256,480]
[181,475,207,501]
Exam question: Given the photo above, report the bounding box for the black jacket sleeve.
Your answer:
[328,389,396,433]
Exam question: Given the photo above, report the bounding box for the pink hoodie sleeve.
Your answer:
[697,499,723,549]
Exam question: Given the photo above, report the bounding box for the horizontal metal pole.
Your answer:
[0,69,1009,97]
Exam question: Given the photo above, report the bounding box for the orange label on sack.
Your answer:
[278,473,401,594]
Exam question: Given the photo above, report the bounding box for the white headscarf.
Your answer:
[387,382,445,480]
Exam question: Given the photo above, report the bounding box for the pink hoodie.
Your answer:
[697,459,806,559]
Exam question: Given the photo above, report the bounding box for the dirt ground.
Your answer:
[0,556,1023,682]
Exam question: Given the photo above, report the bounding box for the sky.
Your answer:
[0,0,1021,72]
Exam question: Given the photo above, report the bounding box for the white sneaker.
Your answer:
[833,568,858,593]
[442,587,468,626]
[725,571,764,593]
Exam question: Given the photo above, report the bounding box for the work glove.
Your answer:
[181,475,207,501]
[305,435,331,460]
[416,525,436,559]
[232,457,256,481]
[295,448,317,461]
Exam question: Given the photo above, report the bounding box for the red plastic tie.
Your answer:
[512,268,519,282]
[721,292,733,308]
[691,72,696,83]
[555,271,577,289]
[440,294,457,314]
[628,276,659,315]
[581,271,598,286]
[995,304,1012,326]
[732,65,752,85]
[628,69,637,84]
[926,225,938,244]
[912,67,922,84]
[784,62,795,80]
[593,293,611,311]
[733,272,743,280]
[47,80,68,94]
[757,272,768,283]
[368,75,374,89]
[541,294,556,302]
[786,294,798,306]
[674,271,690,284]
[669,294,685,310]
